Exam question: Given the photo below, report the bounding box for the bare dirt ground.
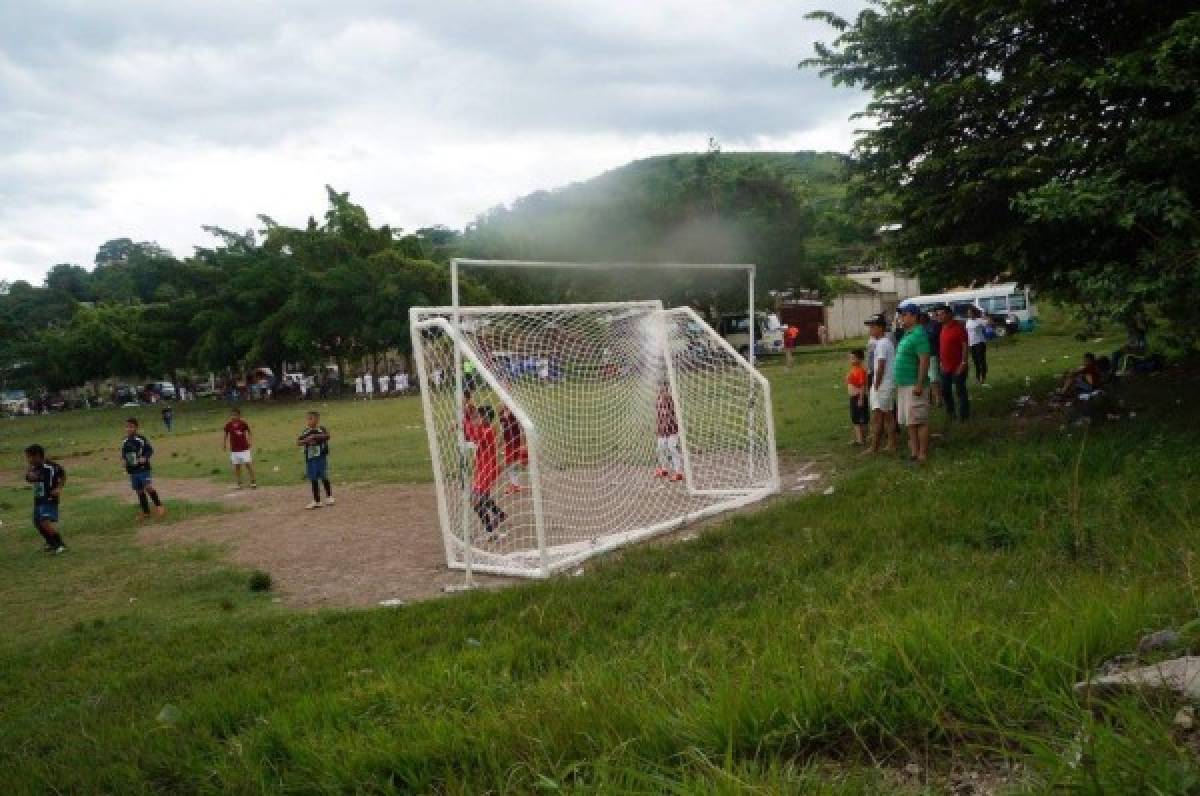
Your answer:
[89,457,825,610]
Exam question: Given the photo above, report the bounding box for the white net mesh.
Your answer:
[411,302,778,577]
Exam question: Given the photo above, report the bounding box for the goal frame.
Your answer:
[411,258,777,580]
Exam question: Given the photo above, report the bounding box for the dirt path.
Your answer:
[89,457,824,610]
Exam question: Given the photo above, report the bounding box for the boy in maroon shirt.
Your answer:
[222,408,257,488]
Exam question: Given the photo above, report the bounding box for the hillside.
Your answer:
[459,151,876,308]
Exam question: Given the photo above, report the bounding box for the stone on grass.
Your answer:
[1076,656,1200,701]
[1138,628,1181,655]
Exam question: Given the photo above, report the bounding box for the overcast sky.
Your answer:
[0,1,868,284]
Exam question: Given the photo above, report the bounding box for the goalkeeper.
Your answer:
[463,402,507,540]
[655,382,685,482]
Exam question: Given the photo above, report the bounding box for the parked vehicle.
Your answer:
[904,283,1036,335]
[718,312,785,358]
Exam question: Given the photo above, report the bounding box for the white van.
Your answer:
[905,283,1037,335]
[718,312,785,358]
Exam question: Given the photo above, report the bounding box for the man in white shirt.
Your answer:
[363,372,375,399]
[965,306,989,385]
[354,375,364,399]
[863,314,898,454]
[379,373,391,395]
[396,372,409,391]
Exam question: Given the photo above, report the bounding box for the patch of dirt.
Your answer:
[88,456,822,610]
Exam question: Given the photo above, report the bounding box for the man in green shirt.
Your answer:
[894,301,931,463]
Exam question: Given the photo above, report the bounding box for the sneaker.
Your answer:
[324,497,336,507]
[42,544,57,554]
[304,501,321,510]
[670,472,684,482]
[250,483,258,489]
[154,505,167,518]
[54,546,67,555]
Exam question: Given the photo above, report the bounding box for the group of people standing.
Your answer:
[847,302,991,464]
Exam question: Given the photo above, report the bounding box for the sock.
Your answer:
[47,531,64,548]
[322,479,332,498]
[38,527,55,546]
[138,492,151,514]
[311,481,321,502]
[148,489,162,507]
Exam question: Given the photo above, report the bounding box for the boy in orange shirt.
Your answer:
[846,349,869,445]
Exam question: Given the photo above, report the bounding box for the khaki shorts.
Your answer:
[897,385,930,426]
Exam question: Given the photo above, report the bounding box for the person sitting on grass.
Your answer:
[846,349,869,445]
[24,444,67,554]
[121,418,166,521]
[1058,352,1102,399]
[463,401,506,541]
[297,410,334,509]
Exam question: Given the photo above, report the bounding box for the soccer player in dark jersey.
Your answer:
[655,382,684,482]
[464,402,506,540]
[499,404,528,495]
[24,444,67,554]
[161,404,174,433]
[297,410,334,509]
[121,418,166,521]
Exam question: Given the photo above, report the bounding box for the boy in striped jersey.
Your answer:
[24,444,67,553]
[122,418,166,521]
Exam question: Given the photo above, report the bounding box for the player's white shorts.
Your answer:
[230,451,253,465]
[869,386,895,412]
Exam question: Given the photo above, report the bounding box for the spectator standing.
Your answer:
[894,302,932,463]
[921,311,943,409]
[846,349,869,445]
[936,305,970,420]
[966,306,989,385]
[862,314,898,455]
[784,324,799,367]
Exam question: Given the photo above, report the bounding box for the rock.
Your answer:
[1095,654,1137,677]
[1175,706,1195,730]
[156,704,182,725]
[1138,629,1181,655]
[1076,656,1200,700]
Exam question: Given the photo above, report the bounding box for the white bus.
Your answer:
[904,282,1037,334]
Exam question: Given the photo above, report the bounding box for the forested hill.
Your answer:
[459,150,877,303]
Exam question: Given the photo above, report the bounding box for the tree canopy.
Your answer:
[805,2,1200,335]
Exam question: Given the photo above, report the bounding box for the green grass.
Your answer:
[2,311,1198,792]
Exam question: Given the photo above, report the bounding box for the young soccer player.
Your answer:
[499,404,528,495]
[161,404,174,432]
[463,402,506,540]
[223,407,257,488]
[297,411,334,509]
[655,382,684,482]
[846,349,869,445]
[121,418,166,520]
[24,444,67,554]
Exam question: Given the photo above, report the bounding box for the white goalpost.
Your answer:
[409,260,780,579]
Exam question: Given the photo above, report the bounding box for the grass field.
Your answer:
[2,310,1198,793]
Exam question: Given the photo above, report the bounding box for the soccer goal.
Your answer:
[410,296,780,579]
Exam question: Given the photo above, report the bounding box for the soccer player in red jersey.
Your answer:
[499,405,528,495]
[463,402,506,540]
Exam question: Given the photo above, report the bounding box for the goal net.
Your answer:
[410,301,779,578]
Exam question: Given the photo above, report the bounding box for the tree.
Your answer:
[805,3,1200,335]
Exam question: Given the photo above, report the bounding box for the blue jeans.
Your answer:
[941,370,970,420]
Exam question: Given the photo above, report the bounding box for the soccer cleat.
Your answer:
[304,501,321,510]
[42,544,57,554]
[250,483,258,489]
[54,546,67,555]
[670,472,684,482]
[324,497,336,507]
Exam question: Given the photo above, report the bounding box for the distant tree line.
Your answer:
[1,152,877,395]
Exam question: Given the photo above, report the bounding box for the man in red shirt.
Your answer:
[935,305,970,420]
[463,402,506,540]
[222,407,257,488]
[783,324,799,367]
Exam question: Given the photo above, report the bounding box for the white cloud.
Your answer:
[0,1,868,283]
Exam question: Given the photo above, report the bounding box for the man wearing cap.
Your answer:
[894,301,931,462]
[863,313,898,454]
[936,305,970,420]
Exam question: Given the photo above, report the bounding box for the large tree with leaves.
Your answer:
[805,3,1200,335]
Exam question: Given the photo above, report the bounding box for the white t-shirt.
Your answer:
[354,377,364,394]
[364,374,375,393]
[966,318,987,346]
[871,336,897,391]
[379,375,390,392]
